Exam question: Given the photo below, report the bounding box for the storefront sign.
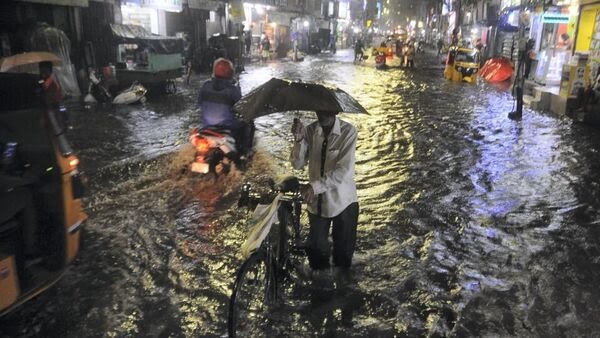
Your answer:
[229,0,245,23]
[542,13,570,23]
[187,0,218,10]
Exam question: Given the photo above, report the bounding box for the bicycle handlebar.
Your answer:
[238,176,308,209]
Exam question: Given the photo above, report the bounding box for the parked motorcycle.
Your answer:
[84,69,147,105]
[112,82,147,104]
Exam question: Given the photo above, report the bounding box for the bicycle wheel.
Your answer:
[274,203,295,274]
[228,251,275,337]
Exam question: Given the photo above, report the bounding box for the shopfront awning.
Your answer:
[110,24,183,54]
[15,0,89,6]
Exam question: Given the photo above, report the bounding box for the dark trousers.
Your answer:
[232,120,255,155]
[306,202,359,270]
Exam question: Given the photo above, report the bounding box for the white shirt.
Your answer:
[593,74,600,91]
[290,117,358,218]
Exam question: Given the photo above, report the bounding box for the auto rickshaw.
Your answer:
[443,46,481,83]
[0,72,86,316]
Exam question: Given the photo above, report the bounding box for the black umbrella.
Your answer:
[233,78,368,120]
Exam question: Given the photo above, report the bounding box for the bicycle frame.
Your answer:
[228,177,305,337]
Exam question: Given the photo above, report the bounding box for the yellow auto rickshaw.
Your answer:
[443,46,481,83]
[0,71,87,316]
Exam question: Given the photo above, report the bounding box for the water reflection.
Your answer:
[3,50,600,337]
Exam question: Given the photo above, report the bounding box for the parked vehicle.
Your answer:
[108,24,184,93]
[0,72,86,316]
[84,69,147,105]
[111,82,147,105]
[443,46,481,83]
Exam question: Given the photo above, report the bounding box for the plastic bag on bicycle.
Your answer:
[240,194,282,258]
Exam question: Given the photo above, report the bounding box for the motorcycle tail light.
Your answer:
[195,137,210,154]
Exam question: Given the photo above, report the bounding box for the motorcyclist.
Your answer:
[198,58,253,154]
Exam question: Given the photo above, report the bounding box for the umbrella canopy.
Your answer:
[233,78,368,120]
[480,57,513,83]
[0,51,62,73]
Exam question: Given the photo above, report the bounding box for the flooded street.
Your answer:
[3,49,600,337]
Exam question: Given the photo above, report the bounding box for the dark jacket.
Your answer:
[198,77,241,129]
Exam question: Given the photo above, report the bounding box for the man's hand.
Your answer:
[301,184,316,204]
[292,118,305,142]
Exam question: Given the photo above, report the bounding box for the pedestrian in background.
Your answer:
[290,111,359,278]
[260,34,270,63]
[39,61,69,129]
[244,30,252,55]
[524,39,536,79]
[39,61,62,109]
[354,39,365,62]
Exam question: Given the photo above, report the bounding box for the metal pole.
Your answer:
[509,0,527,120]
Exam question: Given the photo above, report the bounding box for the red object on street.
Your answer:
[480,57,514,83]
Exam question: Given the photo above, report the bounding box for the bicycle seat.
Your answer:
[275,176,300,193]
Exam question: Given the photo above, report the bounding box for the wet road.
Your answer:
[3,49,600,337]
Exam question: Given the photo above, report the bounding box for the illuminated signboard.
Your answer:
[542,13,570,23]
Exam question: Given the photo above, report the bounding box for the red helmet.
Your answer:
[213,58,234,79]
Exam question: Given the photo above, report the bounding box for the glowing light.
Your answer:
[194,137,210,154]
[303,20,309,27]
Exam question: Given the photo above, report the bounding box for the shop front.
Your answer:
[121,0,183,36]
[574,0,600,79]
[530,4,577,87]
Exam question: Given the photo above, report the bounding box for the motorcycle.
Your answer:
[112,82,147,104]
[375,51,387,70]
[84,69,147,105]
[188,127,242,175]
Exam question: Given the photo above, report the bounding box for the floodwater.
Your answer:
[3,49,600,337]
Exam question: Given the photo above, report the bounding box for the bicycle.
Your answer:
[227,176,306,337]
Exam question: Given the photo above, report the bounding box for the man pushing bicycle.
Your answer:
[290,111,359,278]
